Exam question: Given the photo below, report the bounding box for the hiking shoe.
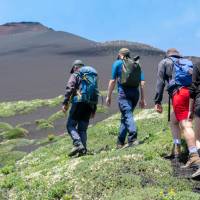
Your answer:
[165,144,181,159]
[122,140,139,149]
[77,148,87,157]
[116,140,125,149]
[181,153,200,169]
[191,167,200,178]
[68,144,85,157]
[116,143,124,149]
[173,144,181,158]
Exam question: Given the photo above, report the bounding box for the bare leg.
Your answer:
[170,111,181,141]
[179,119,196,148]
[165,111,182,158]
[194,117,200,149]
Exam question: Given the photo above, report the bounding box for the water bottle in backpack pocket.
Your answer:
[167,57,193,95]
[73,66,99,104]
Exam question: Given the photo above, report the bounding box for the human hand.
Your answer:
[62,104,69,113]
[106,96,111,107]
[139,99,146,109]
[187,110,194,121]
[155,104,163,113]
[90,112,95,119]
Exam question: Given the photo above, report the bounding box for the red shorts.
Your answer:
[172,87,190,121]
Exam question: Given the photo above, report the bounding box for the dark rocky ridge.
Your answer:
[0,22,52,36]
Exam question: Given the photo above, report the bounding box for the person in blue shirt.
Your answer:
[106,48,146,148]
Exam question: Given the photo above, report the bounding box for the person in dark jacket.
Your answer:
[154,48,200,174]
[62,60,97,157]
[188,62,200,177]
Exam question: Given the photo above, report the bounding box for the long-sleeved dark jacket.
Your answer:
[63,73,81,105]
[62,72,97,114]
[154,56,182,104]
[189,63,200,100]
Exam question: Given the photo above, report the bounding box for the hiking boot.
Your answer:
[122,140,139,149]
[192,167,200,178]
[116,143,124,149]
[77,148,87,157]
[165,144,181,159]
[68,144,85,157]
[181,152,200,169]
[116,140,124,149]
[164,144,181,159]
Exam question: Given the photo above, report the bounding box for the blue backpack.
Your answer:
[73,66,99,104]
[167,57,193,94]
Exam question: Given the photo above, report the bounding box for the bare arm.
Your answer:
[188,98,194,120]
[106,79,116,106]
[140,81,145,100]
[139,80,146,108]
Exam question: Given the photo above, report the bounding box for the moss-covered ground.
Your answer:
[0,107,200,200]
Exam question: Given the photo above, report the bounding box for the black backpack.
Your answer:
[120,58,141,87]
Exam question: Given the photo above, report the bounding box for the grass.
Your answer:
[0,138,34,166]
[35,110,66,130]
[35,104,108,130]
[0,95,63,118]
[0,106,200,199]
[0,92,108,118]
[0,122,29,140]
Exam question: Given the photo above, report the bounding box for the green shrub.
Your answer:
[1,165,14,175]
[2,127,28,139]
[0,122,13,132]
[48,133,55,141]
[35,119,54,130]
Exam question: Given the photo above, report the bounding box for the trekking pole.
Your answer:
[168,95,171,122]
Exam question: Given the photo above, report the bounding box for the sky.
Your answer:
[0,0,200,56]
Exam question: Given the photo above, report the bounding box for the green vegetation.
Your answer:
[35,110,66,130]
[0,107,200,199]
[0,122,33,166]
[99,90,117,96]
[0,122,29,140]
[96,104,108,113]
[0,138,34,166]
[0,92,109,118]
[0,95,63,117]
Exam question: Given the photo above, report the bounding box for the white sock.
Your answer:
[189,146,198,154]
[173,139,181,145]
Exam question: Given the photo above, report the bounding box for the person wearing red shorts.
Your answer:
[154,48,200,177]
[172,87,190,121]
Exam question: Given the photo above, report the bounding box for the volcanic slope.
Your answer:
[1,22,200,104]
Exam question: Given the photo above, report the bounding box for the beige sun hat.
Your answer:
[166,48,181,57]
[118,48,130,56]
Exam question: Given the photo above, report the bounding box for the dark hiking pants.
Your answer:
[117,89,139,145]
[66,102,92,149]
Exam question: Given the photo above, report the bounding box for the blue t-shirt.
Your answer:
[111,59,145,98]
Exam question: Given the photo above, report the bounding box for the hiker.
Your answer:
[188,62,200,177]
[106,48,146,148]
[154,48,200,173]
[62,60,98,157]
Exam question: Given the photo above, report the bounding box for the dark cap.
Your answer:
[166,48,181,57]
[70,60,84,73]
